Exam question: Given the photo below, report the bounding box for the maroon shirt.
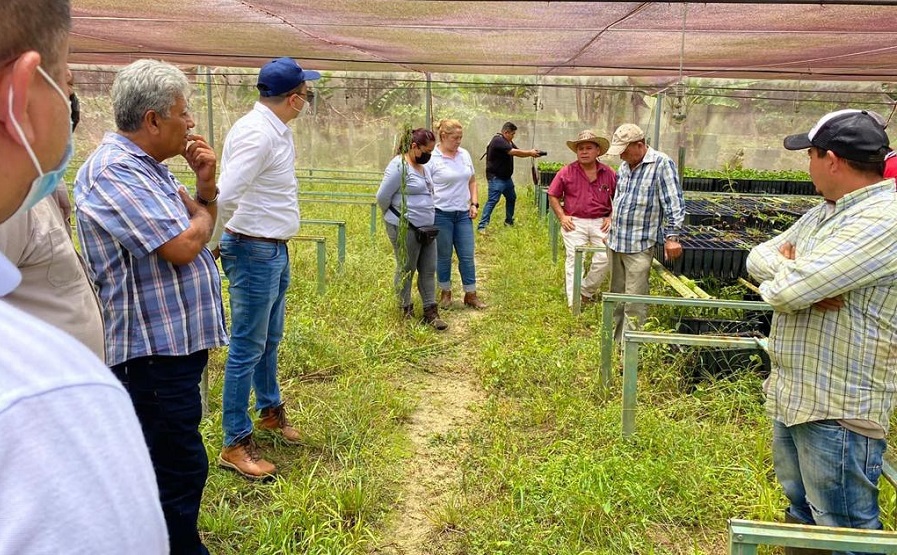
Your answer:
[547,161,616,218]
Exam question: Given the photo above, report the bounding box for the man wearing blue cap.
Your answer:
[210,57,320,479]
[747,109,897,553]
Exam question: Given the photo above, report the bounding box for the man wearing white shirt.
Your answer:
[210,57,320,479]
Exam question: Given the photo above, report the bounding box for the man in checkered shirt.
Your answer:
[747,109,897,548]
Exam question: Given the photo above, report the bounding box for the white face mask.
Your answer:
[8,66,73,218]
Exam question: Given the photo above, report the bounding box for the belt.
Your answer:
[224,228,287,244]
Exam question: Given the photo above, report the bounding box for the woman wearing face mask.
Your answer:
[375,127,447,330]
[428,119,486,310]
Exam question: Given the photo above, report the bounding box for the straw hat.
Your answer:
[566,130,610,155]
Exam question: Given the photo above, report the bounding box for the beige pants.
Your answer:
[561,217,609,306]
[609,247,654,341]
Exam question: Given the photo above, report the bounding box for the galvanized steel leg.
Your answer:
[550,213,558,263]
[600,299,614,390]
[316,239,327,295]
[572,248,584,315]
[369,203,377,237]
[337,222,346,269]
[622,333,638,437]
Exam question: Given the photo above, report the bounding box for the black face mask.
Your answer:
[69,92,81,132]
[415,151,432,165]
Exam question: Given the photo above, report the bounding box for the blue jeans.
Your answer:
[773,419,885,555]
[111,350,210,555]
[220,233,290,447]
[478,176,516,229]
[434,209,477,292]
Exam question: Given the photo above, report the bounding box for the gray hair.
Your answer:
[0,0,70,72]
[113,59,190,132]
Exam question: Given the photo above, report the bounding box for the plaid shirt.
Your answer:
[607,147,684,253]
[746,179,897,432]
[74,133,228,366]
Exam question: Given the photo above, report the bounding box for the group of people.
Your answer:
[547,123,685,344]
[1,2,896,554]
[1,2,320,551]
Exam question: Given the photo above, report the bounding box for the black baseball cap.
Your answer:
[783,109,890,163]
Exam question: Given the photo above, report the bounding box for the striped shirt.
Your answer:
[606,147,684,253]
[74,132,228,366]
[746,179,897,433]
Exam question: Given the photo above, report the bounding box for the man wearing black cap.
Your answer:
[210,57,320,480]
[747,109,897,550]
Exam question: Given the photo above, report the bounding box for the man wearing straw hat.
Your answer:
[548,130,616,307]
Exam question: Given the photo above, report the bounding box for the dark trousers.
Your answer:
[112,351,210,555]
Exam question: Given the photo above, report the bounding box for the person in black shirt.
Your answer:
[477,122,542,232]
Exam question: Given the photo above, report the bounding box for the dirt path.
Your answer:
[375,300,486,555]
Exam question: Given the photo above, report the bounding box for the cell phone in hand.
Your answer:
[537,150,548,157]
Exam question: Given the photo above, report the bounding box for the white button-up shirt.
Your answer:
[210,102,299,249]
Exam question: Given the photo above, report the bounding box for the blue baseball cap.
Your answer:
[257,57,321,97]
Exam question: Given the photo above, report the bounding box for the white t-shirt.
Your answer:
[428,146,475,212]
[0,255,168,554]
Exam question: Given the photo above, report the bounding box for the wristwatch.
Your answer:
[197,187,220,206]
[666,235,680,242]
[470,202,480,208]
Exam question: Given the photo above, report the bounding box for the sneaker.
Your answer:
[257,404,302,445]
[477,227,486,235]
[219,435,276,480]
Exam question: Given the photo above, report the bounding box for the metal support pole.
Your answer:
[549,212,558,263]
[572,249,584,315]
[301,219,347,270]
[337,223,346,269]
[315,239,326,294]
[370,202,377,237]
[600,299,615,388]
[622,334,639,437]
[599,293,772,394]
[425,72,432,129]
[205,67,215,148]
[652,91,663,150]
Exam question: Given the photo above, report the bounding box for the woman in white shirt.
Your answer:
[428,119,486,309]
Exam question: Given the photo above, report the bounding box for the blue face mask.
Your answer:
[9,66,74,217]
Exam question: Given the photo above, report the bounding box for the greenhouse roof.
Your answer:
[70,1,897,81]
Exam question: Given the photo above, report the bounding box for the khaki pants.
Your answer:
[609,247,654,341]
[561,217,609,306]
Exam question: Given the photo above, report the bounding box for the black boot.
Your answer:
[422,304,448,331]
[783,511,831,555]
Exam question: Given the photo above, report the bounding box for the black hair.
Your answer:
[501,122,517,133]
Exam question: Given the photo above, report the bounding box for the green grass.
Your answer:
[187,180,895,553]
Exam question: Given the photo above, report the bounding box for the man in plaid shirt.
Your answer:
[747,109,896,548]
[605,124,684,340]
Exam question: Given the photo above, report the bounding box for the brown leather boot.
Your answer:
[463,291,486,309]
[219,435,276,480]
[423,304,448,330]
[257,404,301,445]
[439,289,452,309]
